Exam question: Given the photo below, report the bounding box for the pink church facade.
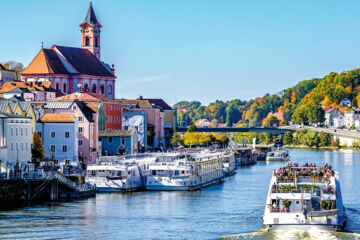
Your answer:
[21,2,116,99]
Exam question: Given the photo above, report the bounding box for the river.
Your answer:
[0,149,359,240]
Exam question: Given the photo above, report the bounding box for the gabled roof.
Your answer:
[120,99,153,109]
[19,102,32,113]
[39,113,75,123]
[145,98,172,110]
[0,81,55,94]
[0,111,31,119]
[84,2,99,25]
[51,92,116,103]
[86,102,99,112]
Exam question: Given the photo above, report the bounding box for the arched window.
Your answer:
[85,38,90,46]
[100,85,104,95]
[108,85,112,95]
[95,37,99,47]
[56,83,59,90]
[63,83,67,93]
[84,83,89,91]
[92,84,97,93]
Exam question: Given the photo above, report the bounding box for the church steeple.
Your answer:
[80,1,102,60]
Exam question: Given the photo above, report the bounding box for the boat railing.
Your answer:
[271,189,309,194]
[269,208,303,213]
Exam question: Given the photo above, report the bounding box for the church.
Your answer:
[21,2,116,99]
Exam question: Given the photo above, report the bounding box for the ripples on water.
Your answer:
[0,149,359,240]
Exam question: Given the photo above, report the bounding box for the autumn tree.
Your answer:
[171,132,183,146]
[2,61,24,80]
[31,132,45,164]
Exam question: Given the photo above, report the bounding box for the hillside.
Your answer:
[174,68,360,127]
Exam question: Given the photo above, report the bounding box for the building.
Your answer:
[42,101,100,167]
[99,130,138,155]
[0,81,58,101]
[20,2,116,99]
[122,110,148,151]
[325,109,342,127]
[51,92,122,130]
[195,119,211,127]
[36,113,79,166]
[344,110,360,128]
[0,64,15,84]
[333,114,344,129]
[0,112,32,172]
[340,98,352,107]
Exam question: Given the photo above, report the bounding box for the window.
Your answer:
[25,143,28,150]
[50,145,56,152]
[65,159,70,165]
[25,128,28,136]
[135,126,138,131]
[92,84,97,93]
[85,37,90,46]
[21,143,24,150]
[121,137,125,145]
[16,143,18,150]
[84,83,89,91]
[11,128,13,136]
[56,83,59,90]
[11,143,14,151]
[78,140,83,146]
[63,83,67,93]
[21,128,23,136]
[95,37,99,47]
[78,127,83,133]
[37,132,42,138]
[108,85,112,95]
[62,145,67,152]
[50,131,55,138]
[73,105,77,110]
[124,126,129,130]
[109,137,113,143]
[100,85,104,94]
[16,128,18,136]
[65,131,70,138]
[78,116,83,122]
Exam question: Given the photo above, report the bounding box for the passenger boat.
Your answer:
[234,147,255,166]
[222,151,236,176]
[85,154,158,192]
[253,145,272,161]
[266,148,290,162]
[263,163,346,231]
[145,151,225,191]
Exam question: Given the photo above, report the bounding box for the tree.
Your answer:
[171,132,182,146]
[187,122,197,132]
[263,115,279,127]
[31,132,45,164]
[304,131,319,147]
[283,132,293,145]
[2,61,24,80]
[183,132,199,146]
[307,105,325,124]
[319,132,331,147]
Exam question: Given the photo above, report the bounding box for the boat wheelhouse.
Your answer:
[222,151,236,176]
[234,147,255,166]
[146,152,225,191]
[253,145,272,161]
[266,148,290,162]
[263,163,345,231]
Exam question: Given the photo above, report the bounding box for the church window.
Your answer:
[108,85,113,95]
[92,84,97,93]
[84,83,89,91]
[63,83,67,93]
[85,37,90,47]
[56,83,59,90]
[95,37,99,47]
[100,85,104,95]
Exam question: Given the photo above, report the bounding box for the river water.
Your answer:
[0,149,359,240]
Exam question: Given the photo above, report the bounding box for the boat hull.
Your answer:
[146,178,224,191]
[266,223,343,232]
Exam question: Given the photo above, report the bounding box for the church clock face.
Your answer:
[85,29,90,33]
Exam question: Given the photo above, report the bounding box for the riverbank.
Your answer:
[284,144,360,151]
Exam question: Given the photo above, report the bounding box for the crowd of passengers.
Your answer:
[275,162,335,179]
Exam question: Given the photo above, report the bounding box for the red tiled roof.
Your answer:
[39,113,75,123]
[51,92,117,102]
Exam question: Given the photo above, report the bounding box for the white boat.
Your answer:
[266,148,290,162]
[253,145,272,161]
[85,154,158,192]
[222,152,236,176]
[263,163,346,231]
[145,151,225,191]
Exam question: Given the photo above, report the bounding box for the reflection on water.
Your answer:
[0,149,359,239]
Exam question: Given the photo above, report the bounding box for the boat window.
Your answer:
[91,171,96,176]
[152,170,156,175]
[181,170,185,174]
[174,170,179,176]
[117,171,122,177]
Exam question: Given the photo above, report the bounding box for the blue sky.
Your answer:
[1,0,360,105]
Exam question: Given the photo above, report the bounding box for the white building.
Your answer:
[0,64,15,84]
[340,98,352,107]
[344,110,360,128]
[333,114,344,129]
[0,112,32,173]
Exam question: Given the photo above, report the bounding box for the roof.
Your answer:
[119,99,153,109]
[0,111,31,119]
[84,2,99,25]
[39,113,75,123]
[7,87,31,93]
[21,46,114,77]
[99,130,135,137]
[51,92,116,102]
[145,98,172,110]
[86,102,99,112]
[0,81,54,94]
[43,101,74,109]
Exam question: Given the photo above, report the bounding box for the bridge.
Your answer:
[176,126,293,134]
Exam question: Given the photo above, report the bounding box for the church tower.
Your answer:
[80,1,102,60]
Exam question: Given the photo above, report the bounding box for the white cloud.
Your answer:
[119,74,170,86]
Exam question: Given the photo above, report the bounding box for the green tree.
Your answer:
[263,115,280,127]
[171,132,183,146]
[283,132,293,145]
[307,105,325,124]
[319,132,331,147]
[304,131,319,147]
[31,132,45,164]
[187,122,197,132]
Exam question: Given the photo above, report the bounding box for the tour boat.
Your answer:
[222,152,236,176]
[145,152,225,191]
[263,163,346,231]
[266,148,290,162]
[234,147,254,166]
[253,145,272,161]
[85,155,158,192]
